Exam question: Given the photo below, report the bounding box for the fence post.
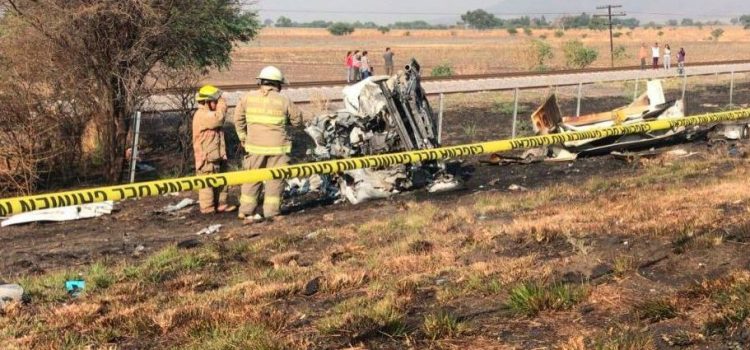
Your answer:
[512,88,519,138]
[129,111,142,184]
[576,82,583,117]
[681,74,688,102]
[729,71,735,107]
[437,93,444,145]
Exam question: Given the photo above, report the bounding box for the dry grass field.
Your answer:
[208,26,750,84]
[2,80,750,348]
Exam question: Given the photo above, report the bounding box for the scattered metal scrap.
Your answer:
[289,59,463,204]
[531,80,693,161]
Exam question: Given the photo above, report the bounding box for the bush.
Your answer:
[657,31,664,37]
[711,28,725,40]
[431,62,454,77]
[554,30,564,38]
[613,45,629,60]
[538,34,547,39]
[563,40,599,68]
[613,31,622,38]
[531,39,553,70]
[523,27,533,36]
[377,26,390,34]
[328,22,355,36]
[507,27,518,35]
[403,31,411,37]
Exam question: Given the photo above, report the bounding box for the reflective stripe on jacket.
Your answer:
[233,86,302,155]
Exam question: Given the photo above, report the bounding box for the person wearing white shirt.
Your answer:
[663,44,672,70]
[651,43,660,70]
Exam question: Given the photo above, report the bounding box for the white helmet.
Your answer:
[257,66,287,84]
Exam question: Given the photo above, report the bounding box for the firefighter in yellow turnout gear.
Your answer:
[234,66,302,223]
[193,85,236,214]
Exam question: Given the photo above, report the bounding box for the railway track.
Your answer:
[160,59,750,93]
[145,59,750,112]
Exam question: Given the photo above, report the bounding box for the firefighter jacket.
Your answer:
[192,99,228,170]
[234,85,302,155]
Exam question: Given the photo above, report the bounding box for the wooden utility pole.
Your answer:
[594,5,626,67]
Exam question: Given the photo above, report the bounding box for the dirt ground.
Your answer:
[2,81,750,349]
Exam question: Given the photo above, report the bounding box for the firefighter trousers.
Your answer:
[197,161,229,212]
[239,154,289,217]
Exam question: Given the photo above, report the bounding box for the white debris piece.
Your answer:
[0,284,24,307]
[508,184,528,192]
[1,201,114,227]
[196,224,222,236]
[160,198,195,213]
[427,175,463,193]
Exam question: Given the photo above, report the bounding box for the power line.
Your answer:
[594,5,626,68]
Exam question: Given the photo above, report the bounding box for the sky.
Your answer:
[252,0,750,24]
[254,0,521,24]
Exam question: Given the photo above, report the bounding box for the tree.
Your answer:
[563,40,598,69]
[681,18,694,26]
[3,0,259,183]
[711,28,725,41]
[667,19,678,27]
[264,18,274,27]
[276,16,293,27]
[740,15,750,29]
[378,26,390,34]
[327,22,354,36]
[461,9,502,30]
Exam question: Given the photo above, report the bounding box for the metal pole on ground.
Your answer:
[129,111,142,184]
[512,88,519,138]
[437,93,444,145]
[633,77,639,101]
[681,74,688,102]
[576,82,583,116]
[729,71,735,107]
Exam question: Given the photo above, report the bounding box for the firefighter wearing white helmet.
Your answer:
[234,66,302,223]
[193,85,236,214]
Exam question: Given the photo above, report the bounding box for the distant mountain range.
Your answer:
[487,0,749,22]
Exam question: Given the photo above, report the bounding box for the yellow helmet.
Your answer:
[257,66,287,84]
[196,85,222,102]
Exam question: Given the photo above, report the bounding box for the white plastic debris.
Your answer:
[160,198,195,213]
[427,176,462,193]
[196,224,222,236]
[1,201,114,227]
[508,184,528,192]
[0,284,24,307]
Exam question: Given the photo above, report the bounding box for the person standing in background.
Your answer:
[677,47,686,75]
[360,51,372,79]
[652,43,660,70]
[663,44,671,70]
[345,51,353,83]
[383,47,395,75]
[352,50,362,82]
[639,43,648,70]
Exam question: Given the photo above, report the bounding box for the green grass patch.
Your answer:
[633,298,678,322]
[124,246,217,283]
[506,281,588,317]
[423,310,464,340]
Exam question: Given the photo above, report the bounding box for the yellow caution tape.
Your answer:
[1,108,749,217]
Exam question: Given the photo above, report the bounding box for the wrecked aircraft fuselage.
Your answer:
[289,59,462,205]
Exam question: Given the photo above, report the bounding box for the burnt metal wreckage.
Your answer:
[487,79,750,164]
[286,59,464,205]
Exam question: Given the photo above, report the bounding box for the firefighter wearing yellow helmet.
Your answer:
[193,85,236,214]
[234,66,302,223]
